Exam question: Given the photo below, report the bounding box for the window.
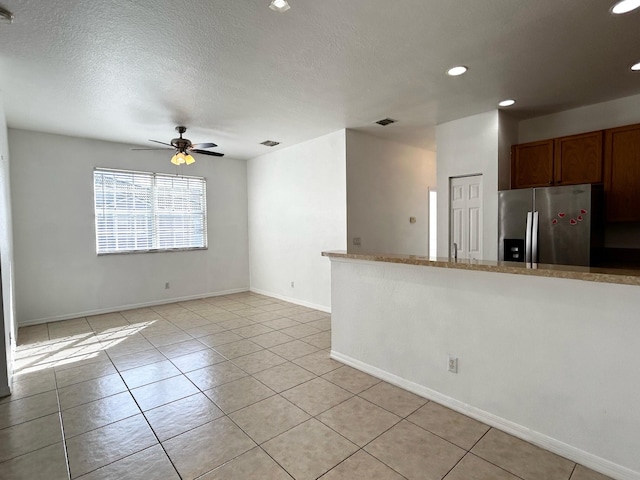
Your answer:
[93,168,207,254]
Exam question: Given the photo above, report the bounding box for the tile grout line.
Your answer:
[459,452,527,480]
[568,463,578,480]
[53,358,73,480]
[82,354,184,480]
[64,322,165,478]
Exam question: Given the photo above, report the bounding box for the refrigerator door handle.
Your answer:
[532,211,539,263]
[525,211,533,264]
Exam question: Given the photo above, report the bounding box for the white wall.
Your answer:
[0,95,16,395]
[346,130,436,256]
[9,129,249,325]
[330,258,640,480]
[518,92,640,143]
[247,130,346,311]
[436,110,499,260]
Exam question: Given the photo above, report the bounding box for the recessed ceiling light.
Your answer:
[611,0,640,14]
[498,99,516,107]
[269,0,291,12]
[446,66,468,77]
[260,140,281,147]
[631,61,640,71]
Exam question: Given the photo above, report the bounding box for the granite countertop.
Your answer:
[322,250,640,287]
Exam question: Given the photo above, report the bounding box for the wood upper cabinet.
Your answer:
[511,139,554,189]
[511,131,604,189]
[554,131,603,185]
[604,123,640,222]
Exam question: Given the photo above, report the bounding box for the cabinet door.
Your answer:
[511,140,554,189]
[604,124,640,222]
[554,131,603,185]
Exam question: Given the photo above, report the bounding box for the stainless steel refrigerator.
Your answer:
[498,184,603,266]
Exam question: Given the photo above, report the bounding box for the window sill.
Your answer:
[97,247,208,256]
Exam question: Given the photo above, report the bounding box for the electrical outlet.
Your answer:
[165,282,170,289]
[291,281,294,288]
[448,355,458,373]
[353,237,361,246]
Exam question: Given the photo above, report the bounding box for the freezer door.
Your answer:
[498,189,533,262]
[534,185,592,266]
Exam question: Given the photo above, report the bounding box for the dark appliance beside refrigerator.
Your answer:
[498,184,603,267]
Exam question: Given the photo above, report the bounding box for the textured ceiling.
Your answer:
[0,0,638,159]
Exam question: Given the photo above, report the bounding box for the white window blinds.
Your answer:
[93,168,207,254]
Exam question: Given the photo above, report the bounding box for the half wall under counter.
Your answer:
[323,251,640,480]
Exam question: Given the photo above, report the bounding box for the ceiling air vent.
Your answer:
[260,140,280,147]
[375,118,397,126]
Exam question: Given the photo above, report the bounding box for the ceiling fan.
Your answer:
[133,126,224,165]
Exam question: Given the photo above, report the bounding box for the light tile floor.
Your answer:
[0,292,613,480]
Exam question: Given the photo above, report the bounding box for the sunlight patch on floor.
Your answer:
[12,321,154,377]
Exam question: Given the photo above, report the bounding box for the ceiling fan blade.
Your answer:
[191,142,217,149]
[132,147,175,151]
[192,149,224,157]
[148,139,174,147]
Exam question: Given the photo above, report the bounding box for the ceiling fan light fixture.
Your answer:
[136,126,222,163]
[171,152,187,165]
[611,0,640,14]
[269,0,291,12]
[0,6,14,23]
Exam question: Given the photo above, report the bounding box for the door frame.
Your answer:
[449,174,483,259]
[427,187,437,258]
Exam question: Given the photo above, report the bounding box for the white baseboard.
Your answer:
[18,288,250,327]
[331,350,639,480]
[249,288,331,313]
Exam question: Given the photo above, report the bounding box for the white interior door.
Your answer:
[450,175,483,260]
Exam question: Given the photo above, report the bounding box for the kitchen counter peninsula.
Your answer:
[323,249,640,479]
[322,250,640,286]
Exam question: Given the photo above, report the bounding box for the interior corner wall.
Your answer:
[498,112,519,191]
[436,110,499,261]
[9,129,250,325]
[518,92,640,143]
[346,130,437,256]
[247,130,347,311]
[0,95,15,395]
